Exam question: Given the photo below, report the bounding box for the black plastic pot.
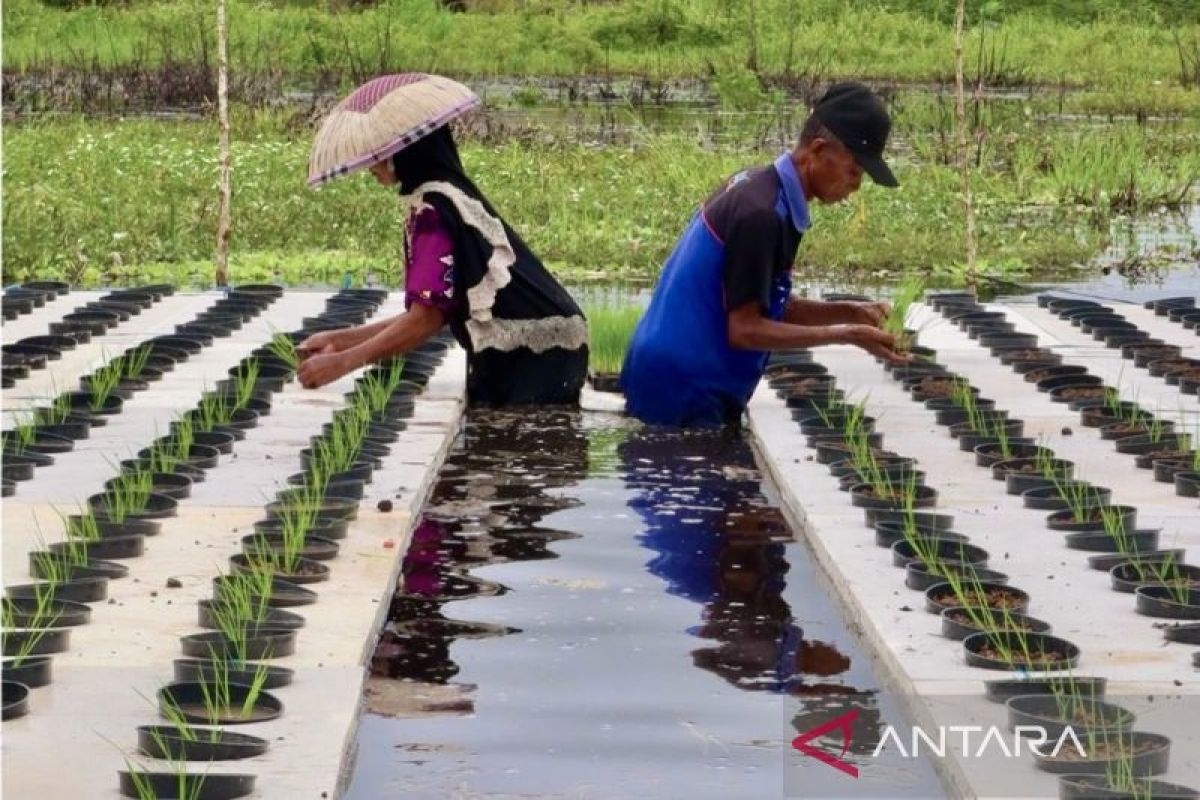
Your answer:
[1022,483,1112,511]
[1057,774,1198,800]
[1,627,71,657]
[892,538,988,569]
[229,554,331,585]
[283,475,366,502]
[1101,420,1175,442]
[1135,586,1200,619]
[197,599,305,631]
[1065,528,1160,553]
[925,581,1030,614]
[137,725,270,762]
[982,332,1040,351]
[909,563,1008,593]
[939,605,1048,640]
[962,631,1080,671]
[32,419,91,441]
[1163,623,1200,645]
[2,597,92,627]
[1110,562,1200,594]
[28,552,128,581]
[1032,732,1170,776]
[964,436,1035,460]
[1115,433,1192,456]
[158,680,282,726]
[103,472,192,501]
[1049,383,1112,406]
[985,675,1105,704]
[118,769,256,799]
[173,658,294,689]
[264,496,358,522]
[1174,471,1200,497]
[1046,505,1137,533]
[253,517,349,541]
[874,523,967,549]
[1000,464,1075,496]
[2,429,74,455]
[48,535,144,560]
[1,655,52,688]
[849,482,939,511]
[71,513,161,538]
[147,334,205,355]
[1131,344,1184,368]
[61,391,123,417]
[837,466,924,492]
[211,575,317,608]
[1088,549,1186,572]
[176,321,230,339]
[241,532,340,562]
[1007,695,1135,739]
[86,491,178,520]
[179,627,298,660]
[6,577,108,604]
[866,509,955,531]
[2,681,30,720]
[136,443,221,470]
[2,456,38,481]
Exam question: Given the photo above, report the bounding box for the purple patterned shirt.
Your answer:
[404,206,456,314]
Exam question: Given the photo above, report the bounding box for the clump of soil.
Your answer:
[1045,738,1159,763]
[913,378,958,398]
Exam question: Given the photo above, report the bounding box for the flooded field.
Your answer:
[345,410,945,799]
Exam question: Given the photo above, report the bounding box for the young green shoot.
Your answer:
[585,302,642,375]
[267,331,300,371]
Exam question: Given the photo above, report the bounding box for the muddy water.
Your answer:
[344,410,944,799]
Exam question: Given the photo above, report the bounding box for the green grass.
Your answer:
[585,302,641,374]
[4,0,1198,91]
[6,110,1195,288]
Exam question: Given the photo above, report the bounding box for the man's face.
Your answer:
[807,137,864,203]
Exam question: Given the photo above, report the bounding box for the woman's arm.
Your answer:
[297,304,447,388]
[784,297,889,327]
[297,316,398,357]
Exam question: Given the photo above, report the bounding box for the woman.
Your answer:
[299,125,588,407]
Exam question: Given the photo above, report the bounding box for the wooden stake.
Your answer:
[954,0,978,289]
[214,0,232,287]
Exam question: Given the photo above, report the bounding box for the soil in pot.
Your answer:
[228,554,330,585]
[1050,384,1112,405]
[962,631,1080,671]
[892,538,989,569]
[1114,433,1192,456]
[909,563,1008,593]
[925,581,1030,614]
[939,604,1047,640]
[1007,694,1135,739]
[240,532,339,562]
[849,482,939,510]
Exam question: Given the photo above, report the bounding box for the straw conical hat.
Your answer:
[307,73,480,188]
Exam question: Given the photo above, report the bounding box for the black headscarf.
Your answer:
[389,125,588,407]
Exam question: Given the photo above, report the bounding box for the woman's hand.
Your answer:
[298,351,357,389]
[841,324,910,364]
[297,330,345,360]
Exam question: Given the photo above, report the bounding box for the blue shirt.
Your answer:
[620,153,810,427]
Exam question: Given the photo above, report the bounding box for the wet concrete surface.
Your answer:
[345,409,945,799]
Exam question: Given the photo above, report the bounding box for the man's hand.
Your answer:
[853,301,891,328]
[841,324,910,365]
[298,351,356,389]
[297,330,345,361]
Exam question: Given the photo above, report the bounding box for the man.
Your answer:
[620,82,908,427]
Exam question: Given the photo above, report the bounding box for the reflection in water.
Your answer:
[353,409,931,798]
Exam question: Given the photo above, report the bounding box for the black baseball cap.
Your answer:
[811,82,898,188]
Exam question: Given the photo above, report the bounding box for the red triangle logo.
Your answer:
[791,708,860,778]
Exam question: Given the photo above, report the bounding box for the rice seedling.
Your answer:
[1100,506,1136,555]
[195,650,270,724]
[232,359,261,411]
[586,302,641,376]
[1146,413,1168,444]
[267,331,299,371]
[2,582,63,666]
[34,391,74,427]
[1033,435,1061,479]
[86,356,124,411]
[100,467,154,521]
[987,413,1015,460]
[205,587,272,664]
[1053,474,1098,525]
[120,345,153,380]
[7,420,39,454]
[882,276,924,353]
[62,509,102,543]
[194,390,235,433]
[31,536,90,584]
[123,753,206,800]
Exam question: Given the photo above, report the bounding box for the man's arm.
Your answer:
[728,301,908,363]
[784,296,889,328]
